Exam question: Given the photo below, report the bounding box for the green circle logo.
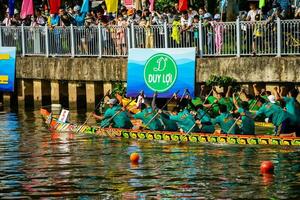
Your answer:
[144,53,178,92]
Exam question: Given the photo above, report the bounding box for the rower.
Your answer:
[152,92,178,131]
[93,98,133,129]
[195,104,215,133]
[169,99,199,133]
[133,99,163,131]
[274,87,300,136]
[237,101,255,135]
[254,97,294,136]
[212,104,240,134]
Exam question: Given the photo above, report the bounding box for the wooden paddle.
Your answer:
[186,101,218,134]
[142,90,180,130]
[76,90,111,132]
[227,116,241,134]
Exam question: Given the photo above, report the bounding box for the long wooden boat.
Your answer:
[40,108,300,146]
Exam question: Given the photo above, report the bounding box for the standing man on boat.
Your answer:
[93,99,133,129]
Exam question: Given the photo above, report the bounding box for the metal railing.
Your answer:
[0,18,300,57]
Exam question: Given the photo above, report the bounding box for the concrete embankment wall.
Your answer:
[1,56,299,110]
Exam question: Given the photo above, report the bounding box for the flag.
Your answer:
[178,0,188,12]
[259,0,265,9]
[220,0,228,12]
[81,0,89,13]
[124,0,133,9]
[106,0,118,13]
[20,0,34,19]
[135,0,141,10]
[49,0,61,14]
[149,0,155,12]
[8,0,15,17]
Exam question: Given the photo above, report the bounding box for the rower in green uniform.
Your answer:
[133,100,163,131]
[212,104,240,134]
[151,92,178,131]
[169,99,199,133]
[254,97,293,135]
[237,101,255,135]
[93,98,133,129]
[274,87,300,136]
[195,105,215,133]
[205,87,234,116]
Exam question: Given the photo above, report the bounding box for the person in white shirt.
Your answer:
[246,2,262,21]
[180,11,193,30]
[2,9,11,26]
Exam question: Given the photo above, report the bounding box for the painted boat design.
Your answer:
[40,108,300,146]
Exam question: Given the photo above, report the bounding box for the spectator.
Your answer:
[203,13,213,54]
[2,9,11,26]
[116,14,127,55]
[246,2,262,21]
[252,14,263,56]
[35,9,46,27]
[181,11,193,47]
[188,7,198,18]
[212,14,224,55]
[73,5,85,26]
[198,7,207,20]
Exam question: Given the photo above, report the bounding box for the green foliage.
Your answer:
[206,75,241,92]
[155,0,177,11]
[111,82,126,97]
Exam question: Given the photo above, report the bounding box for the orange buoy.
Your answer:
[130,152,140,163]
[260,161,274,174]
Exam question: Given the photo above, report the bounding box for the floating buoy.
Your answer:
[260,161,274,174]
[130,152,140,163]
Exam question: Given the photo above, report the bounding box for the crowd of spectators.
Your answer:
[1,1,299,27]
[0,0,300,56]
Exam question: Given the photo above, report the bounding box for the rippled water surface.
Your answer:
[0,109,300,199]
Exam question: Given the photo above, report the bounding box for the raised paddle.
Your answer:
[143,90,180,129]
[100,93,140,128]
[77,90,111,132]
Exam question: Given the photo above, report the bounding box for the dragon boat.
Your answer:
[40,108,300,146]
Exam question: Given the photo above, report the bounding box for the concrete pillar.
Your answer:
[94,82,104,115]
[41,80,51,107]
[3,93,10,108]
[86,82,95,110]
[68,82,77,110]
[33,79,42,107]
[24,79,34,109]
[103,82,112,102]
[18,79,25,109]
[59,80,69,109]
[51,80,60,104]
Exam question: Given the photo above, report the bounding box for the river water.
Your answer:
[0,109,300,199]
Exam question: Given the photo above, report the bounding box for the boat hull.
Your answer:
[40,109,300,146]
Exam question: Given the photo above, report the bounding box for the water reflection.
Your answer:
[0,110,299,199]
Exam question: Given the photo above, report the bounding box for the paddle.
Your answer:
[143,90,180,129]
[100,93,141,128]
[186,101,218,134]
[77,90,111,132]
[227,116,241,134]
